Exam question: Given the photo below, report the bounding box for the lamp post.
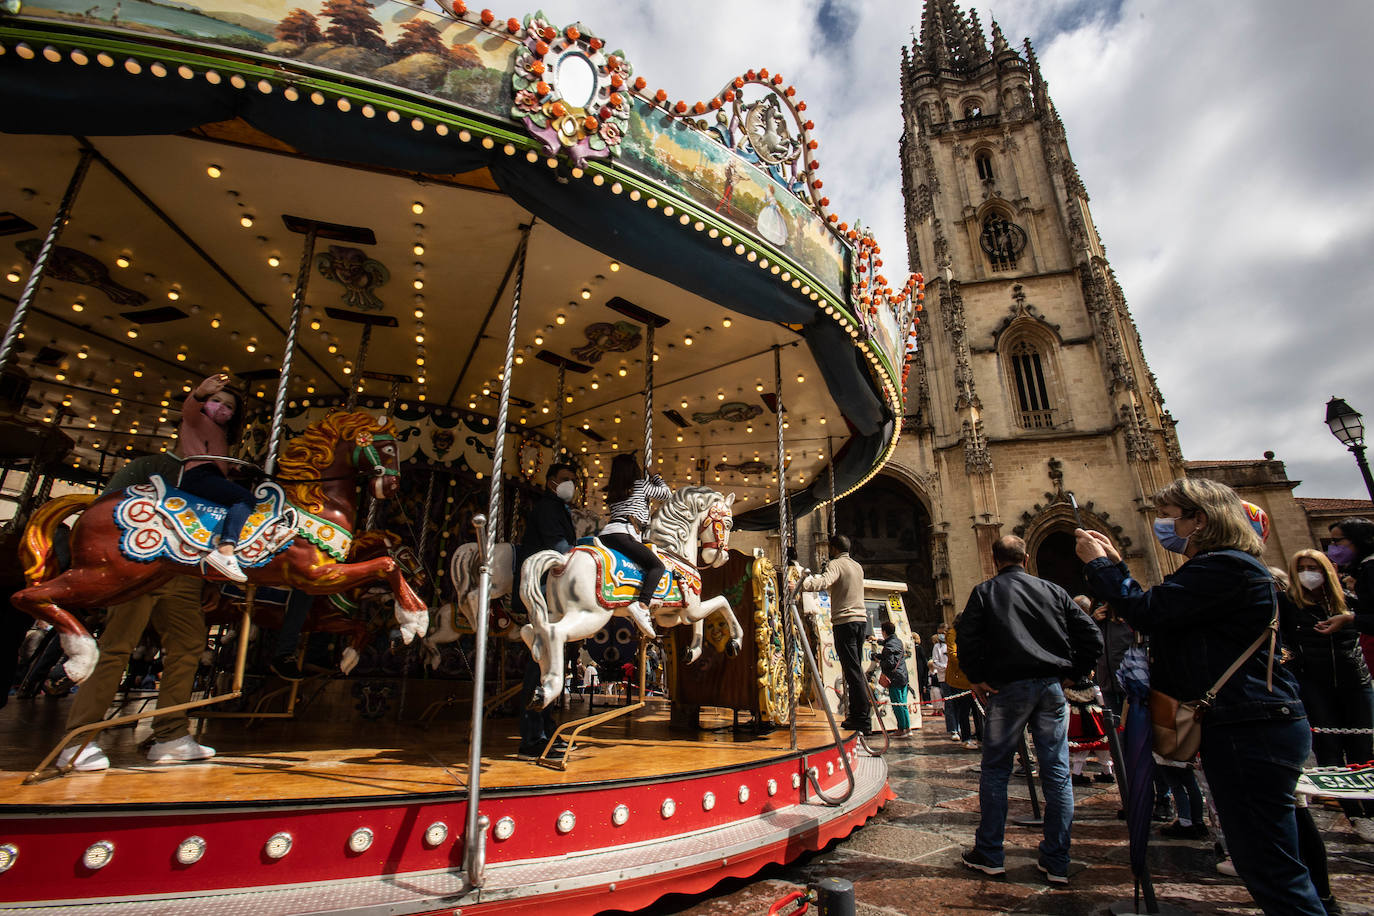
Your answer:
[1325,396,1374,502]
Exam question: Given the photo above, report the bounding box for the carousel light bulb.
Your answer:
[206,164,222,178]
[415,333,425,344]
[342,365,352,375]
[133,367,143,377]
[413,279,424,290]
[327,343,338,354]
[210,317,221,329]
[306,385,315,394]
[580,288,591,300]
[412,201,425,215]
[413,308,424,319]
[722,317,732,328]
[126,328,138,339]
[246,339,257,353]
[819,417,827,425]
[617,366,627,377]
[590,379,599,390]
[613,415,621,424]
[555,313,566,325]
[541,405,549,414]
[716,390,725,400]
[683,334,693,346]
[534,333,544,346]
[240,215,254,228]
[167,289,180,301]
[468,400,477,408]
[676,434,683,442]
[514,354,524,364]
[413,244,425,256]
[5,270,21,283]
[267,255,280,268]
[71,301,84,313]
[755,380,764,392]
[55,372,66,381]
[88,419,96,428]
[796,373,805,383]
[309,319,321,331]
[114,255,131,269]
[609,261,620,272]
[77,347,89,359]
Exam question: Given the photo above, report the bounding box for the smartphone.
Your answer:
[1068,492,1084,530]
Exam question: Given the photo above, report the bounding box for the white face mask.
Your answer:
[555,479,576,503]
[1297,570,1325,591]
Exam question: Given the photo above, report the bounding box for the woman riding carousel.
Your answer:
[178,372,254,583]
[599,454,670,638]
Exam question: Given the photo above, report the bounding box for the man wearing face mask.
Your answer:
[516,463,580,759]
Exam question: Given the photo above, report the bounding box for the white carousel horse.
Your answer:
[520,486,742,709]
[420,505,601,668]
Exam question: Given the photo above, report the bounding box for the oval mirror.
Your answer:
[556,52,597,110]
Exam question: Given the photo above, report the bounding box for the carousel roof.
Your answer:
[0,2,923,524]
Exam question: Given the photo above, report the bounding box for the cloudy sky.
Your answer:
[516,0,1374,499]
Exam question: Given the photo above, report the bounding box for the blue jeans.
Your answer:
[180,464,256,547]
[973,677,1074,872]
[1201,718,1324,915]
[940,681,960,734]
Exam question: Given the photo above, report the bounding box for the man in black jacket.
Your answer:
[517,463,579,759]
[958,536,1102,886]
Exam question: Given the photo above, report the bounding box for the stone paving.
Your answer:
[635,726,1374,915]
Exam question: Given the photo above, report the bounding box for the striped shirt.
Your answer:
[604,475,671,538]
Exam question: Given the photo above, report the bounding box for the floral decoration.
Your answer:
[509,12,634,168]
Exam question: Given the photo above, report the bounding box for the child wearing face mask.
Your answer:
[178,373,254,583]
[1280,548,1374,842]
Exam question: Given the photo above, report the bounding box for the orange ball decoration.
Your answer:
[674,100,687,114]
[693,101,706,114]
[530,60,545,74]
[505,17,519,32]
[724,89,736,102]
[733,77,744,89]
[607,55,620,70]
[633,77,646,90]
[771,74,783,85]
[534,40,549,55]
[818,197,829,206]
[709,98,722,109]
[807,140,818,150]
[758,68,769,79]
[589,37,603,50]
[479,8,494,25]
[536,81,551,96]
[550,100,567,117]
[813,180,823,189]
[655,88,667,102]
[565,25,580,40]
[583,115,598,131]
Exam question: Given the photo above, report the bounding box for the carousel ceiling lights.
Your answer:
[205,164,222,179]
[239,215,254,228]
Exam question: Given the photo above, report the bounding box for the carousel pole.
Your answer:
[827,434,837,538]
[463,225,531,890]
[552,361,566,461]
[0,149,94,377]
[344,323,373,412]
[265,225,317,476]
[774,345,797,748]
[642,325,654,472]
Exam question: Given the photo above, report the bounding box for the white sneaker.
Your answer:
[1215,857,1237,877]
[204,549,247,582]
[625,601,656,639]
[1352,817,1374,843]
[57,744,109,772]
[147,735,215,764]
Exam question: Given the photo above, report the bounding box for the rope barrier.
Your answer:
[1311,726,1374,735]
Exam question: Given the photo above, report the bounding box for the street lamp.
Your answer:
[1324,396,1374,502]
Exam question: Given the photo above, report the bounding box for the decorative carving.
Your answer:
[511,16,632,168]
[316,246,389,311]
[714,458,771,476]
[961,417,992,473]
[990,284,1061,344]
[752,555,802,725]
[15,240,148,306]
[692,401,762,426]
[571,320,641,363]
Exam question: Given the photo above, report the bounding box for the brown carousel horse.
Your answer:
[11,411,427,683]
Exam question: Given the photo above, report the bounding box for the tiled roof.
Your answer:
[1296,498,1374,512]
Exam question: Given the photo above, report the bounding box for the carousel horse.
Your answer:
[421,504,601,666]
[203,531,425,676]
[12,411,429,683]
[520,486,742,709]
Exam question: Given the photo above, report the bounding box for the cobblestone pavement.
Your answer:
[622,726,1374,916]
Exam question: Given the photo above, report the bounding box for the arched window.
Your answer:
[1008,339,1054,428]
[975,150,995,182]
[980,213,1026,271]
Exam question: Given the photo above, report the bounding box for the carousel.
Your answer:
[0,1,925,912]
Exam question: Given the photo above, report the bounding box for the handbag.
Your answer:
[878,673,891,688]
[1150,574,1279,761]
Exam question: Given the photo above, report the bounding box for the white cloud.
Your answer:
[505,0,1374,499]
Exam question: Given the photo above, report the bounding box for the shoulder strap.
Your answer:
[1201,569,1280,705]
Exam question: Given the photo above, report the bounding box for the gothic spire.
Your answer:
[915,0,990,74]
[989,17,1009,55]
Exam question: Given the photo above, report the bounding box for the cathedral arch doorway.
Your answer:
[834,473,937,637]
[1031,528,1085,597]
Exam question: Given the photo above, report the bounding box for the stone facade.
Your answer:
[868,0,1190,631]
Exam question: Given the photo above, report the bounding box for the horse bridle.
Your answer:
[699,502,731,553]
[351,431,400,479]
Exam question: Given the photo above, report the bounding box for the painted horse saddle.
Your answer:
[572,536,701,611]
[113,475,300,569]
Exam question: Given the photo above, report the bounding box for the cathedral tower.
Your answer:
[884,0,1188,623]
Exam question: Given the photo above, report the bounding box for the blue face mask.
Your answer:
[1153,517,1191,554]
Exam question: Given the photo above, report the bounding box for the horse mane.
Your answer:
[650,485,718,556]
[278,411,397,514]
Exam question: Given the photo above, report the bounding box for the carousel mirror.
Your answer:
[556,51,597,111]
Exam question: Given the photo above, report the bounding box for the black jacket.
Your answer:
[956,566,1102,688]
[520,491,576,556]
[1343,554,1374,635]
[1280,590,1371,691]
[878,635,909,688]
[1084,550,1306,728]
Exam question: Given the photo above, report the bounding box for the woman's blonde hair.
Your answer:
[1286,549,1347,615]
[1152,478,1264,557]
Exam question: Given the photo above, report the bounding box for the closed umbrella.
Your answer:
[1112,644,1164,913]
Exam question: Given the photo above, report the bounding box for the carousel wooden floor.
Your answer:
[0,685,853,808]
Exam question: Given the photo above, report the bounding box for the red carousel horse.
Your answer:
[11,411,427,682]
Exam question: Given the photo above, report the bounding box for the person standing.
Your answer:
[958,535,1102,886]
[929,627,957,738]
[1077,478,1324,915]
[517,463,579,760]
[1281,547,1374,842]
[802,535,870,733]
[57,454,214,770]
[876,620,911,737]
[911,631,930,703]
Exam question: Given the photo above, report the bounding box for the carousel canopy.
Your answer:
[0,2,920,525]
